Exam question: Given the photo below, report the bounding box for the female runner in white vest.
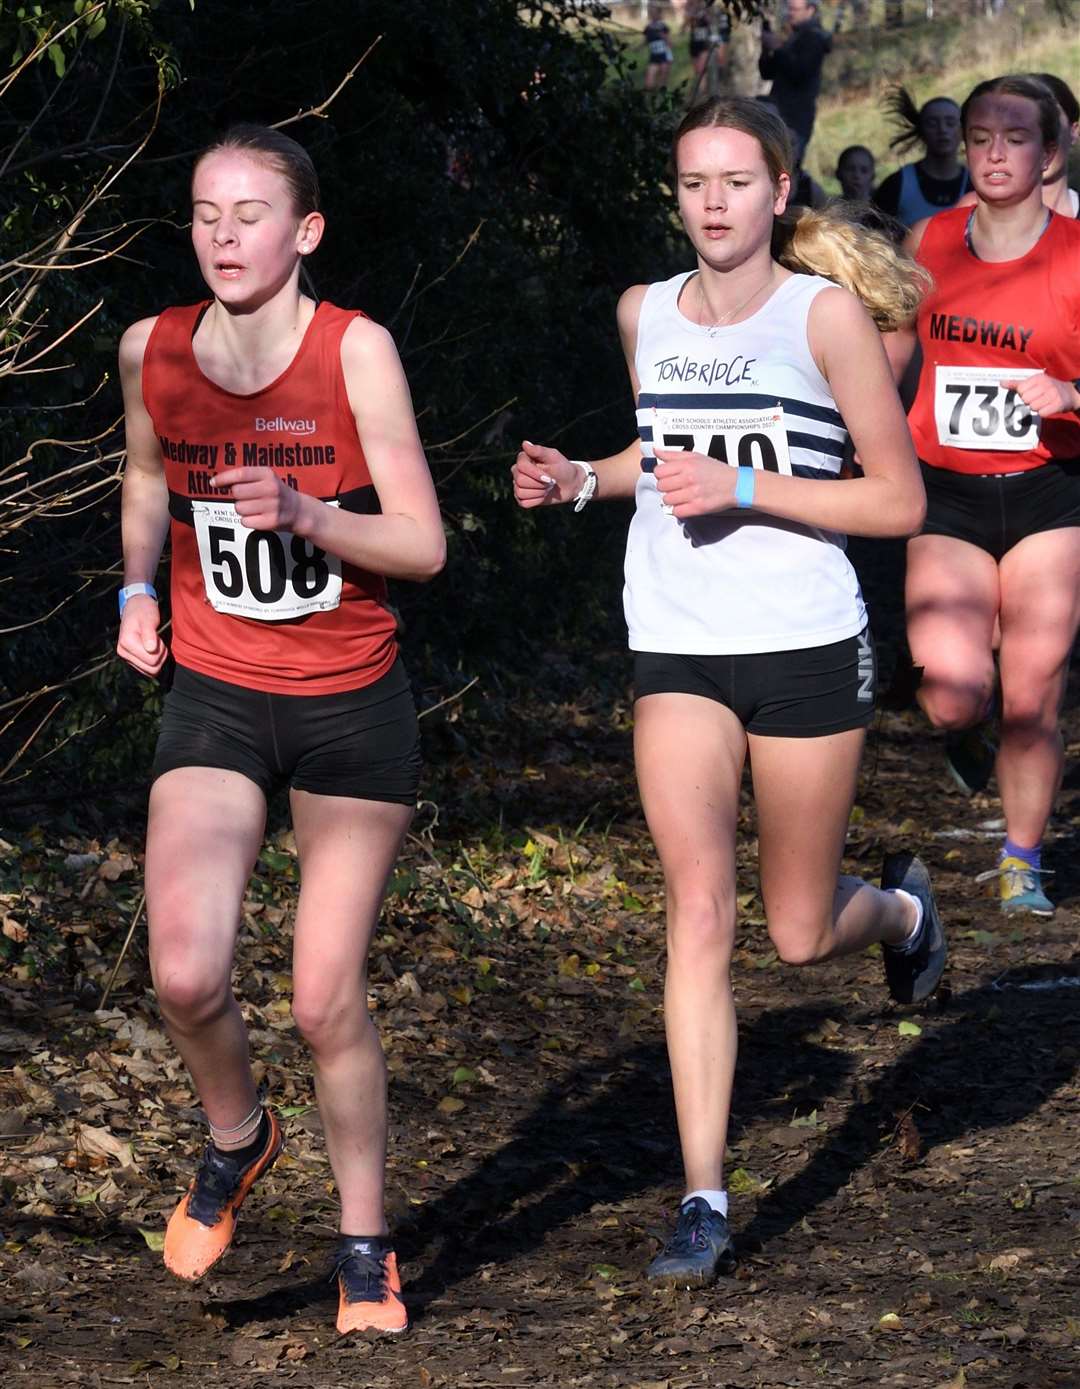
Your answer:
[512,97,940,1285]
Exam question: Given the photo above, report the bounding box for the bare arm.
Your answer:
[512,284,647,508]
[211,317,445,582]
[654,287,925,539]
[116,317,170,677]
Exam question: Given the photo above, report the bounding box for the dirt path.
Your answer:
[2,578,1078,1387]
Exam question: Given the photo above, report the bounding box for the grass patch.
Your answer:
[597,3,1078,193]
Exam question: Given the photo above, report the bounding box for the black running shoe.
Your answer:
[944,723,996,795]
[881,853,947,1004]
[645,1197,736,1286]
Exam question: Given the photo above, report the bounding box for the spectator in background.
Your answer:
[759,0,832,155]
[836,145,876,201]
[643,4,674,92]
[872,88,970,227]
[685,0,731,101]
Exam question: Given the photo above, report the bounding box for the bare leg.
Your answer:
[147,767,266,1139]
[634,693,746,1192]
[906,533,999,730]
[996,528,1080,846]
[750,729,914,964]
[290,790,413,1236]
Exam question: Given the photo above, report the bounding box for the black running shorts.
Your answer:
[920,460,1080,562]
[633,628,877,737]
[151,657,421,803]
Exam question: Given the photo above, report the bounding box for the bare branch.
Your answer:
[272,36,383,128]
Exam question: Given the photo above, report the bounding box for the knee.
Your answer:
[291,984,367,1055]
[152,953,230,1029]
[665,890,736,963]
[1000,691,1056,736]
[768,913,832,967]
[918,681,989,732]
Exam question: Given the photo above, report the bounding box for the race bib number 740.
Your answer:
[652,406,792,474]
[934,366,1041,451]
[192,501,342,621]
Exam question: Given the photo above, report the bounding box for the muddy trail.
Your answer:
[2,543,1079,1388]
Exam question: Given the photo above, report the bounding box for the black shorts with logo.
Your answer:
[633,627,876,737]
[920,460,1080,562]
[151,656,420,803]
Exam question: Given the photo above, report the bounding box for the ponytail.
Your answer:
[775,206,930,331]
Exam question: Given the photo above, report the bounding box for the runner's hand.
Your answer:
[211,466,303,531]
[116,594,168,677]
[1001,373,1080,418]
[653,447,738,518]
[511,441,581,508]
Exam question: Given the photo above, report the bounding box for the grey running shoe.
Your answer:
[882,853,947,1004]
[645,1197,736,1286]
[944,722,996,795]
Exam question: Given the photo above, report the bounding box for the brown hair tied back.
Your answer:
[673,96,795,183]
[961,74,1062,149]
[673,98,930,331]
[194,123,320,216]
[882,85,961,157]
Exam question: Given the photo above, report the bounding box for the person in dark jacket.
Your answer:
[759,0,832,154]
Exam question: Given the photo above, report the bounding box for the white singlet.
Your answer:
[625,270,866,655]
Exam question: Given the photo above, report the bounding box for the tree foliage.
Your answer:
[1,0,686,799]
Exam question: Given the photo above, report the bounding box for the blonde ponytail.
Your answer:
[775,205,931,331]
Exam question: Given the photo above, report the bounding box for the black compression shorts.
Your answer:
[920,460,1080,562]
[633,627,876,737]
[151,657,421,803]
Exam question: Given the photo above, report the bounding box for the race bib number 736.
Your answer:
[934,366,1041,451]
[192,501,342,621]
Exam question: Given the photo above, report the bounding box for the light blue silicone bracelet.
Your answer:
[734,467,756,509]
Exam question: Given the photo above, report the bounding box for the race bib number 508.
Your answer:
[933,366,1041,451]
[192,501,342,621]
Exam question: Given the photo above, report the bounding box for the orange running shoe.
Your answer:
[163,1108,283,1281]
[333,1236,408,1335]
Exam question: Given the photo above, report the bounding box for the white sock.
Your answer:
[886,888,923,953]
[683,1188,728,1218]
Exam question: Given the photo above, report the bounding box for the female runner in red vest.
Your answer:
[116,125,444,1335]
[895,76,1080,914]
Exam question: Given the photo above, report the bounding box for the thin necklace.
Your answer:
[696,273,772,336]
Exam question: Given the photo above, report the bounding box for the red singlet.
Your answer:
[909,206,1080,475]
[142,301,397,695]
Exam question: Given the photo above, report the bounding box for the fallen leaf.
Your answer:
[76,1123,134,1168]
[896,1111,922,1163]
[437,1096,465,1115]
[898,1020,922,1037]
[932,1372,966,1389]
[2,916,27,943]
[138,1228,165,1251]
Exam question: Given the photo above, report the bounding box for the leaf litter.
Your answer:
[1,623,1079,1386]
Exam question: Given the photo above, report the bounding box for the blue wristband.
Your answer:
[734,467,756,509]
[118,582,158,615]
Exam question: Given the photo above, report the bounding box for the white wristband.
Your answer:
[569,460,597,513]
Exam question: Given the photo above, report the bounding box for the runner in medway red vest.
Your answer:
[894,75,1080,918]
[115,125,444,1337]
